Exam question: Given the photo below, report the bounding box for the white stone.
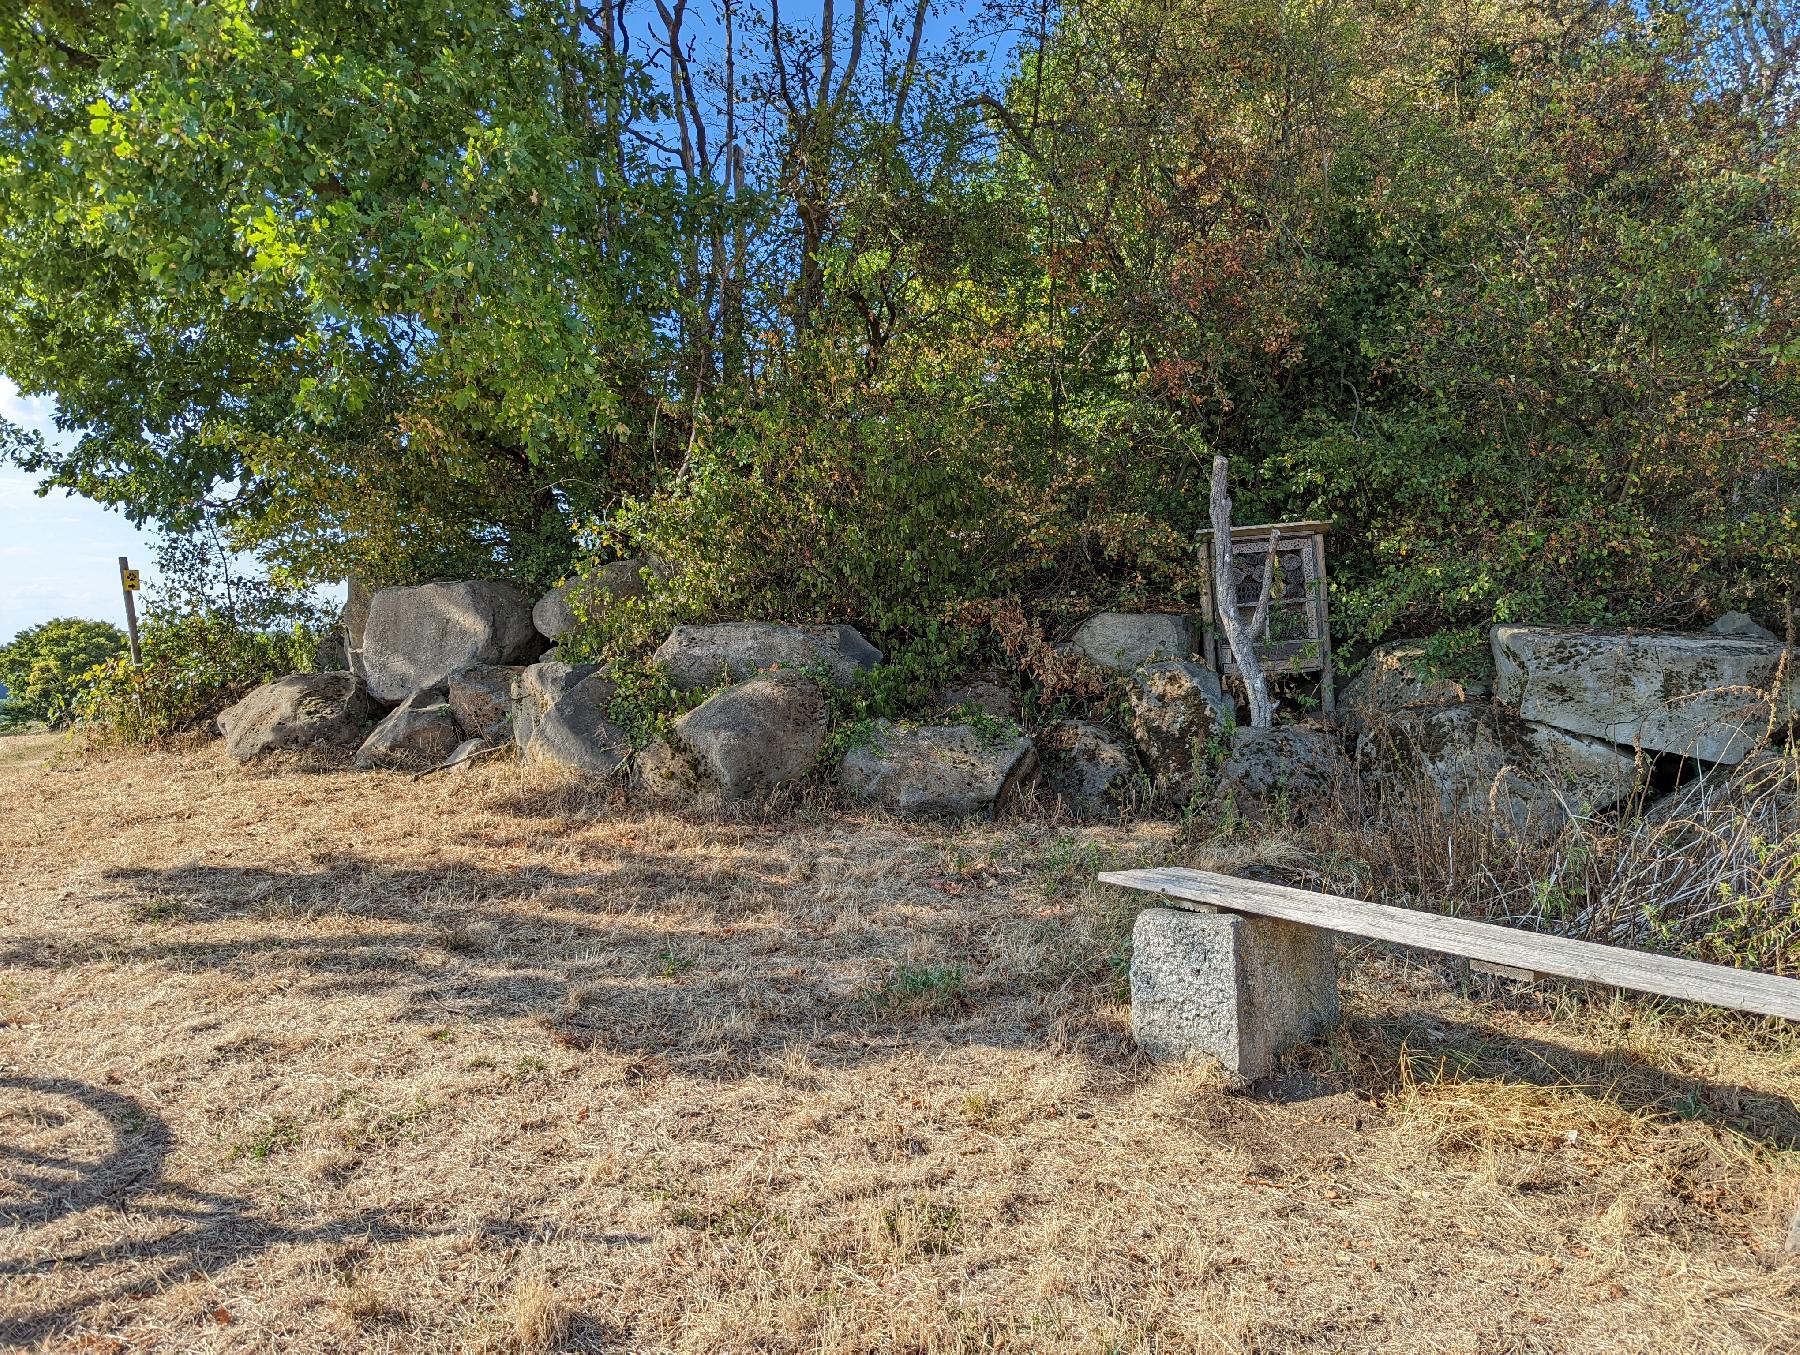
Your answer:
[1130,907,1339,1081]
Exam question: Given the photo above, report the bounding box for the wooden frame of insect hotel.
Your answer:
[1196,520,1336,715]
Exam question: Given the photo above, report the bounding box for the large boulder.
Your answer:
[1070,613,1195,673]
[447,664,525,744]
[522,673,632,777]
[354,688,466,771]
[1338,640,1491,737]
[661,670,829,800]
[532,558,653,641]
[360,581,542,703]
[1492,625,1797,765]
[217,673,385,763]
[1040,719,1137,817]
[653,622,882,692]
[1127,660,1234,798]
[510,659,598,752]
[840,722,1039,818]
[1218,724,1351,814]
[1364,704,1643,840]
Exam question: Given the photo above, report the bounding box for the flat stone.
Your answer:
[447,664,524,743]
[1071,613,1195,672]
[653,622,882,691]
[532,558,653,640]
[1492,624,1797,765]
[354,688,465,770]
[1130,907,1339,1082]
[668,670,828,799]
[216,673,385,763]
[510,660,598,752]
[523,674,631,777]
[1040,719,1137,817]
[839,722,1038,818]
[360,581,543,703]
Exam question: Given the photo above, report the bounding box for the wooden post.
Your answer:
[118,556,142,665]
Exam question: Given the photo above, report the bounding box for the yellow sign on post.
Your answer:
[120,568,140,591]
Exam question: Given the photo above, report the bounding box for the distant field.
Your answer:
[1,744,1796,1353]
[0,729,61,770]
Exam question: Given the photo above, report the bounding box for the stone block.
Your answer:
[1130,906,1339,1081]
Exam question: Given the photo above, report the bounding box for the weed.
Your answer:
[231,1113,302,1162]
[868,961,969,1016]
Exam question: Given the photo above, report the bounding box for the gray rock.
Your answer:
[1218,724,1350,812]
[839,722,1038,818]
[509,659,598,752]
[1071,613,1195,672]
[1363,703,1643,840]
[216,673,385,763]
[342,576,373,679]
[934,674,1015,720]
[667,670,828,799]
[1338,640,1491,737]
[1709,611,1780,644]
[1130,907,1339,1082]
[523,673,631,777]
[447,664,524,744]
[1126,660,1234,798]
[634,737,703,802]
[532,558,653,641]
[1492,624,1797,765]
[1040,719,1137,816]
[354,688,465,770]
[360,581,543,703]
[654,622,882,692]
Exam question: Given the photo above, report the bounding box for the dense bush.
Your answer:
[76,611,317,744]
[0,617,127,728]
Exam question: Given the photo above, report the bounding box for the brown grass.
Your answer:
[1,743,1796,1352]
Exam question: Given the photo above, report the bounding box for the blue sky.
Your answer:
[1,378,160,645]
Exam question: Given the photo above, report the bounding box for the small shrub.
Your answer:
[76,611,318,744]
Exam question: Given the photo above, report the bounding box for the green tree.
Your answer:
[0,618,128,728]
[0,1,682,592]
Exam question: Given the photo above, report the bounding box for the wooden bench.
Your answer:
[1099,867,1800,1082]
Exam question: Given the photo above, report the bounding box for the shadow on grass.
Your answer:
[1258,1007,1800,1155]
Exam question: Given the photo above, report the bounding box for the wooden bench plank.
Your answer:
[1098,867,1800,1021]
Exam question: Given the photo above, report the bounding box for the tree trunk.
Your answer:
[1210,455,1274,730]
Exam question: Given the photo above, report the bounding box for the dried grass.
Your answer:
[0,744,1796,1353]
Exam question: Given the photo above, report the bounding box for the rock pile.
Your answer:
[216,580,1793,836]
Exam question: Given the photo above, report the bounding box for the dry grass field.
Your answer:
[2,740,1797,1352]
